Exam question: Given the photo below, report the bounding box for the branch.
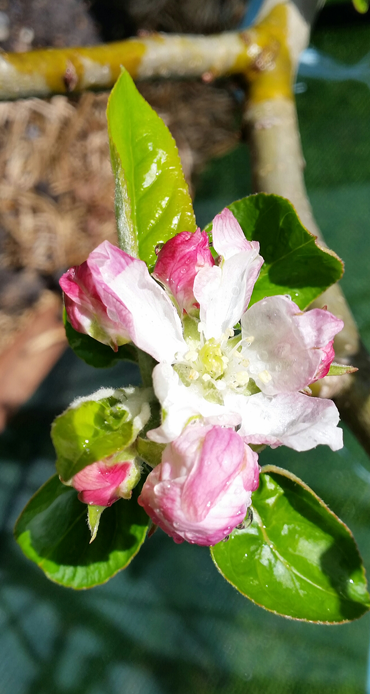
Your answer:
[244,0,370,455]
[0,29,277,100]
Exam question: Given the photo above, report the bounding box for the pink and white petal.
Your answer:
[153,228,214,315]
[241,296,322,395]
[181,425,245,522]
[90,241,187,363]
[212,208,260,260]
[241,446,260,492]
[314,341,336,380]
[295,308,344,351]
[72,461,132,507]
[147,362,240,443]
[139,466,251,546]
[182,474,252,545]
[232,391,343,452]
[61,262,131,347]
[194,249,263,341]
[138,467,185,544]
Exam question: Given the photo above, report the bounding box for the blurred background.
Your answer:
[0,0,370,692]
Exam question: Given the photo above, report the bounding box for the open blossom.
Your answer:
[138,420,259,545]
[69,455,141,507]
[61,208,344,455]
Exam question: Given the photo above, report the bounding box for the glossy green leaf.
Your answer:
[327,362,357,376]
[107,70,196,270]
[52,394,137,481]
[14,475,149,589]
[64,314,137,369]
[205,194,343,310]
[211,465,369,622]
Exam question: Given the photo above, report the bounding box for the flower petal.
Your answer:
[194,210,263,340]
[241,297,344,394]
[73,461,133,507]
[226,391,343,452]
[139,420,259,546]
[181,424,246,521]
[212,208,260,260]
[297,308,344,350]
[88,241,187,362]
[295,308,343,381]
[152,228,214,315]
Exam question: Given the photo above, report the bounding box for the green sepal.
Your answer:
[64,311,138,369]
[211,465,369,623]
[14,475,150,589]
[327,362,358,376]
[107,69,196,270]
[87,505,105,543]
[204,194,344,310]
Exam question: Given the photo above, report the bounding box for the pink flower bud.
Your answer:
[60,241,135,350]
[152,229,214,315]
[138,421,259,546]
[71,456,141,507]
[60,240,186,362]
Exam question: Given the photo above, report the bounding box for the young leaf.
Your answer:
[107,70,196,270]
[205,194,343,310]
[52,395,137,481]
[64,314,137,368]
[211,465,369,623]
[14,475,150,589]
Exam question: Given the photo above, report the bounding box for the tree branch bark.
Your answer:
[244,0,370,455]
[0,29,275,100]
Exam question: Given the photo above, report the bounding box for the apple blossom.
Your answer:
[61,208,344,456]
[138,420,259,545]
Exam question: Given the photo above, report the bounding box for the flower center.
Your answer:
[198,339,225,379]
[173,321,261,405]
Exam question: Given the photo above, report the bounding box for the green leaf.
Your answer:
[107,70,196,270]
[327,362,357,376]
[64,313,137,369]
[14,475,149,589]
[52,395,136,481]
[211,466,369,623]
[205,194,343,310]
[353,0,368,13]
